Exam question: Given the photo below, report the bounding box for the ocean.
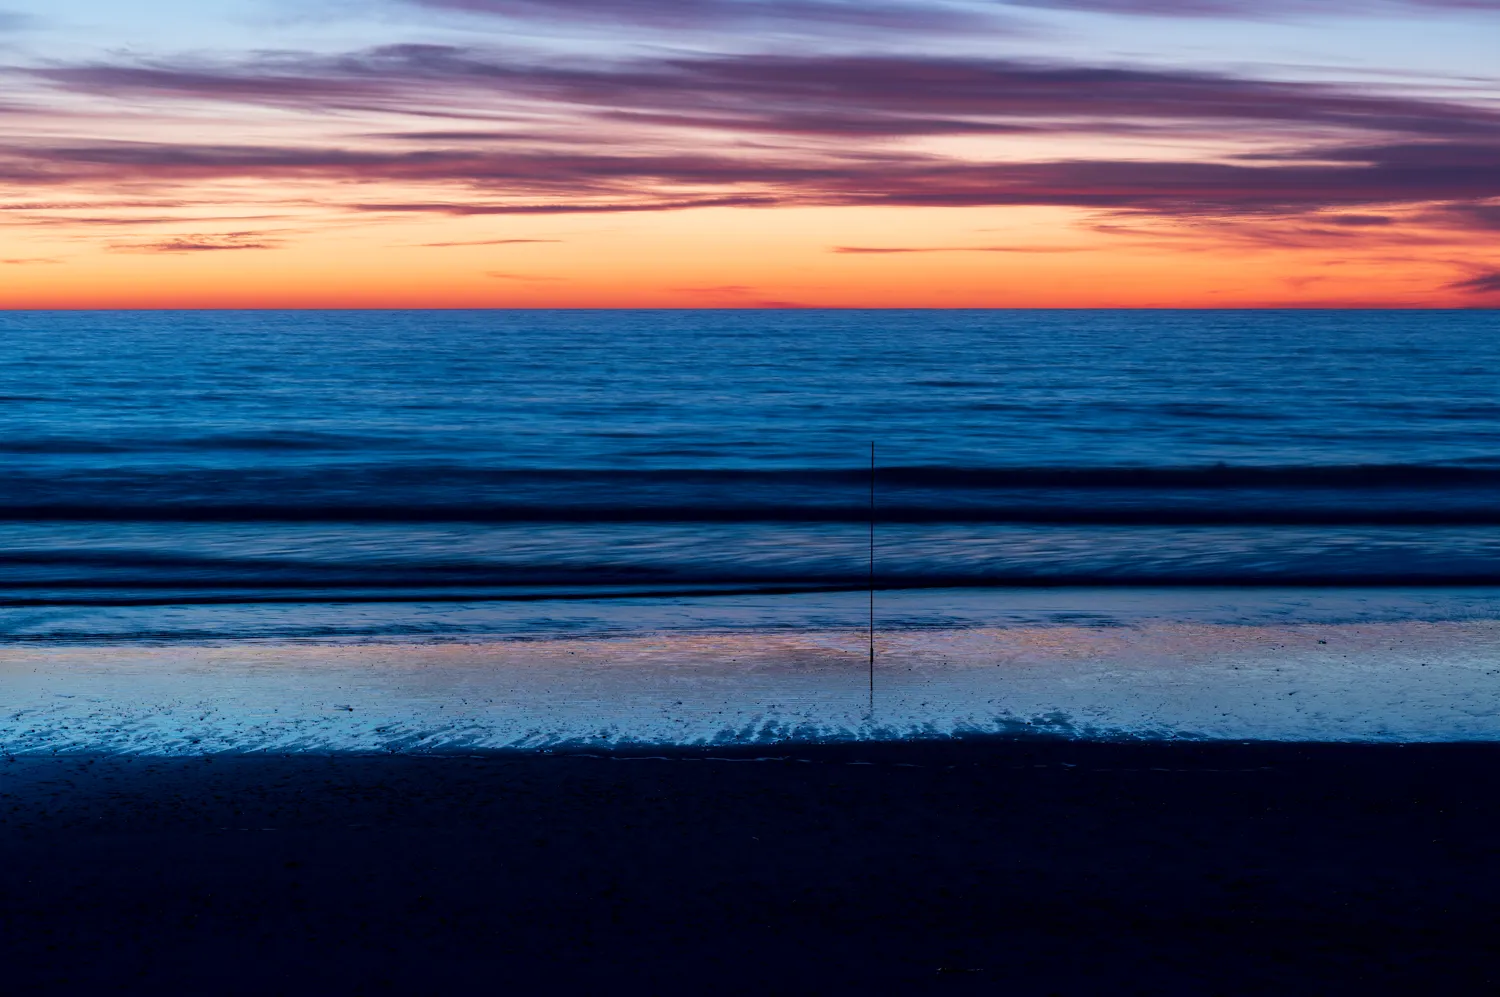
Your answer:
[3,308,1499,750]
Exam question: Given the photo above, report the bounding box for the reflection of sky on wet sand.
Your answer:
[5,616,1500,753]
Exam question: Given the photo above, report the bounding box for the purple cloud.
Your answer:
[1323,214,1396,227]
[1007,1,1500,17]
[353,196,783,214]
[1428,203,1500,230]
[34,48,1500,142]
[814,143,1500,214]
[411,0,1500,28]
[1448,270,1500,293]
[12,46,1500,237]
[407,0,1003,32]
[10,215,195,226]
[108,233,281,253]
[9,136,1497,220]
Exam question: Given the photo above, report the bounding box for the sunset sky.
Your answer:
[2,0,1498,307]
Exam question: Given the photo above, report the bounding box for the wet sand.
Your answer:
[4,739,1499,993]
[9,609,1500,753]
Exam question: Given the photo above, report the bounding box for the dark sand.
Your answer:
[3,740,1499,994]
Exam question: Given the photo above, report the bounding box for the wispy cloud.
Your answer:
[1006,0,1500,18]
[33,47,1500,140]
[9,45,1500,250]
[1426,202,1500,230]
[11,215,200,227]
[1322,214,1397,227]
[834,244,1088,253]
[405,0,1011,33]
[6,137,1499,226]
[1447,270,1500,294]
[415,237,560,246]
[1,200,194,211]
[353,197,782,214]
[1,257,62,264]
[107,233,282,253]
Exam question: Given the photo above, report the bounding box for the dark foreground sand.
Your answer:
[3,740,1498,994]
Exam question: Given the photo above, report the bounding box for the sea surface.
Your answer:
[2,309,1499,750]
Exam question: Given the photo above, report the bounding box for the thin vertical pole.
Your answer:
[869,442,875,706]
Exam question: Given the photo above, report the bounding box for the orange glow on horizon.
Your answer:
[3,204,1491,309]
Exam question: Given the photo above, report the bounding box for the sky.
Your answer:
[1,0,1497,307]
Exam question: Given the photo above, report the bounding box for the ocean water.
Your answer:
[2,309,1499,749]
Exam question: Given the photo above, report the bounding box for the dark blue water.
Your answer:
[1,309,1498,640]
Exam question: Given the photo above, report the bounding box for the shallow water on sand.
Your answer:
[5,588,1499,753]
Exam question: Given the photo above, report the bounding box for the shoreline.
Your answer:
[9,613,1500,752]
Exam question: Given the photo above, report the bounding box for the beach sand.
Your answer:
[4,739,1498,993]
